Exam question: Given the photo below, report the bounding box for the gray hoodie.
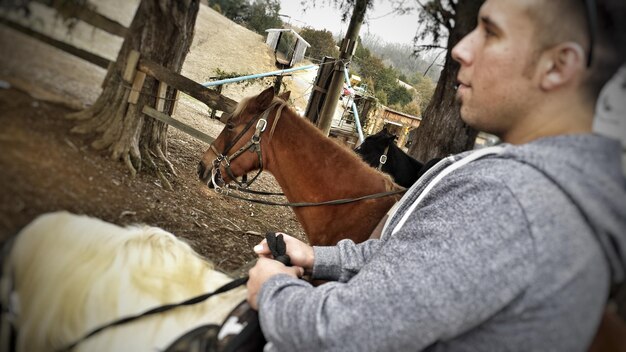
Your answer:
[257,134,626,351]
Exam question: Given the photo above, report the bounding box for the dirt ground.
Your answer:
[0,3,315,273]
[0,88,306,273]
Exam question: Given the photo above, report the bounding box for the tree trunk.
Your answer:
[68,0,200,178]
[408,0,484,163]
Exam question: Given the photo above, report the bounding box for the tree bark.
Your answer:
[407,0,484,163]
[68,0,200,177]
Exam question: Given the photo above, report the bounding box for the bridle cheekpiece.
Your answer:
[209,101,286,192]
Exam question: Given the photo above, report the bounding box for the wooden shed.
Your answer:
[366,106,421,150]
[265,28,310,67]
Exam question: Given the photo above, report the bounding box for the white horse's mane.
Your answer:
[4,211,245,352]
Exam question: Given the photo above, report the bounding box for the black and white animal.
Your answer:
[355,129,440,188]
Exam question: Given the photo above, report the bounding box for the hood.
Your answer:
[506,134,626,286]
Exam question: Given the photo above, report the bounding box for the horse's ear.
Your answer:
[256,87,275,110]
[278,91,291,101]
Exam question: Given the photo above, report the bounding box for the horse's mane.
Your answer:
[276,102,399,191]
[231,96,252,120]
[8,212,245,351]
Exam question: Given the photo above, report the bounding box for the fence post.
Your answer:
[127,71,146,104]
[209,85,223,119]
[304,56,335,125]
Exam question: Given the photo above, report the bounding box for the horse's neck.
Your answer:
[390,144,423,170]
[265,112,390,203]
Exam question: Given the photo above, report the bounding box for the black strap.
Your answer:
[220,188,406,208]
[59,277,249,352]
[226,184,284,196]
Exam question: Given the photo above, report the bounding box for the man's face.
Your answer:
[452,0,541,139]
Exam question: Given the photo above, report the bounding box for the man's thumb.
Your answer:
[253,240,269,254]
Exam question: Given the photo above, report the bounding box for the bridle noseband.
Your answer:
[209,101,286,191]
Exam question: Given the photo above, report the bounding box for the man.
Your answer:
[247,0,626,350]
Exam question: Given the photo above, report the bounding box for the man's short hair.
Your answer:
[527,0,625,99]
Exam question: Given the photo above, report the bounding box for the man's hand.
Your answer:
[247,257,304,310]
[253,232,315,272]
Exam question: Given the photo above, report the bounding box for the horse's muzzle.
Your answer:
[197,161,215,188]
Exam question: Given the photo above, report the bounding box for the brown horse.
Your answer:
[197,87,401,246]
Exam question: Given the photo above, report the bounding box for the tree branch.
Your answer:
[415,0,446,28]
[416,44,447,51]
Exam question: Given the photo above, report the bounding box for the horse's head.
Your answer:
[197,87,290,189]
[355,128,398,166]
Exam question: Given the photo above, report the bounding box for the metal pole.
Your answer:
[343,64,365,145]
[202,65,317,87]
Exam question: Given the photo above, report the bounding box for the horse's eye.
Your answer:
[226,122,235,131]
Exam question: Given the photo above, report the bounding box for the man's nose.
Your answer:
[451,31,476,66]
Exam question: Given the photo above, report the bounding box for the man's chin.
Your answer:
[459,108,478,129]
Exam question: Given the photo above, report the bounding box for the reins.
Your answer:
[58,277,250,352]
[216,187,406,207]
[58,233,291,352]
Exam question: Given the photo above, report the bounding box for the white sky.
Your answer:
[277,0,423,46]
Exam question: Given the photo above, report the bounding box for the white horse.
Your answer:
[0,211,247,352]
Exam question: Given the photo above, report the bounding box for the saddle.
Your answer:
[164,300,266,352]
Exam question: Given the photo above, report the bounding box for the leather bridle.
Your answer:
[377,145,390,171]
[209,101,287,191]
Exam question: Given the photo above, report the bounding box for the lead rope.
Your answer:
[265,232,291,266]
[58,233,290,352]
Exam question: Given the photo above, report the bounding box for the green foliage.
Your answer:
[210,68,251,80]
[208,0,283,34]
[359,33,442,82]
[409,72,436,113]
[243,0,282,34]
[298,27,339,61]
[387,85,413,107]
[352,40,403,106]
[401,101,421,116]
[207,68,273,88]
[207,0,249,20]
[211,3,221,12]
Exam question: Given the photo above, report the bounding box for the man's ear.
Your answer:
[539,42,586,91]
[256,87,276,110]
